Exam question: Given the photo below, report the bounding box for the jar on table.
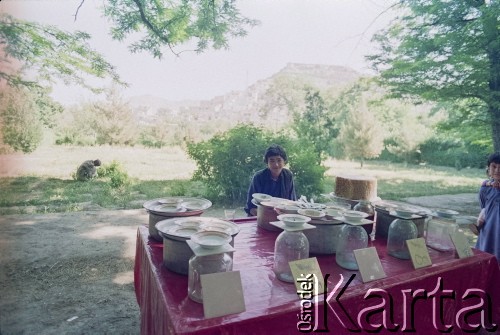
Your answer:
[188,252,233,303]
[187,233,234,303]
[426,216,458,252]
[353,200,375,237]
[387,218,418,259]
[273,229,309,283]
[336,224,368,270]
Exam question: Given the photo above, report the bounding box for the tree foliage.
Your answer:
[0,13,123,91]
[0,86,48,153]
[55,89,138,146]
[292,89,339,158]
[186,124,326,204]
[102,0,259,57]
[338,99,384,167]
[368,0,500,151]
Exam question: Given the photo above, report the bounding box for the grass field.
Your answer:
[0,144,486,215]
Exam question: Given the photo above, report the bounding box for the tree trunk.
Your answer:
[491,106,500,153]
[484,5,500,152]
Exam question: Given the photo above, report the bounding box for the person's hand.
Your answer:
[470,208,485,236]
[477,208,485,228]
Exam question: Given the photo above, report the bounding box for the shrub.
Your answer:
[186,124,326,204]
[420,137,490,169]
[97,160,131,188]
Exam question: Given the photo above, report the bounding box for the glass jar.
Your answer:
[188,252,233,303]
[387,218,417,259]
[426,216,458,251]
[336,224,368,270]
[273,230,309,283]
[353,200,375,220]
[353,200,375,237]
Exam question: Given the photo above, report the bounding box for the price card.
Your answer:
[406,237,432,269]
[450,231,474,259]
[353,247,386,283]
[289,258,324,296]
[200,271,245,319]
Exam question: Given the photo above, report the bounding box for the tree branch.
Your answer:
[73,0,85,22]
[130,0,179,57]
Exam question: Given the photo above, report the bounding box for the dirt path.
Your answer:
[0,196,480,334]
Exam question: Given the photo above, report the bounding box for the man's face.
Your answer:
[267,155,285,175]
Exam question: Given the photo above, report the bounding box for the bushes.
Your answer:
[419,137,490,169]
[97,160,131,188]
[186,124,326,204]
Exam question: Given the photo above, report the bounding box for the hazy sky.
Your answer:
[1,0,397,104]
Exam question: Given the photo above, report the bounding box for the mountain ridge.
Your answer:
[128,63,364,126]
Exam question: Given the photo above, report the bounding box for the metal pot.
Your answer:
[156,218,240,275]
[256,203,281,231]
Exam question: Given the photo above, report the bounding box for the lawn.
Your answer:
[0,144,485,214]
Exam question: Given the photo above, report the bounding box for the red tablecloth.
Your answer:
[134,219,500,335]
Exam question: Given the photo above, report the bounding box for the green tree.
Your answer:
[55,89,138,146]
[338,99,384,167]
[102,0,259,57]
[293,89,339,158]
[91,89,139,146]
[368,0,500,151]
[0,86,47,153]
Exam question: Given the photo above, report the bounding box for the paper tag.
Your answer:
[450,231,474,258]
[200,271,246,318]
[406,238,432,269]
[289,258,324,296]
[353,247,386,282]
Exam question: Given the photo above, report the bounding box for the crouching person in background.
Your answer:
[76,159,101,181]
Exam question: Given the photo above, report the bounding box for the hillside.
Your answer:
[129,63,363,129]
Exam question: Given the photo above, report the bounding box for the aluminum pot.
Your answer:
[156,218,240,275]
[144,197,212,241]
[149,211,202,242]
[256,204,281,231]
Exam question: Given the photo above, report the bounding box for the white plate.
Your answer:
[158,197,182,204]
[200,221,240,235]
[297,209,325,219]
[186,240,235,256]
[277,214,311,227]
[270,221,316,231]
[434,209,459,218]
[252,193,273,203]
[174,218,204,228]
[334,216,374,225]
[190,231,232,249]
[153,204,187,213]
[165,225,202,239]
[183,199,212,211]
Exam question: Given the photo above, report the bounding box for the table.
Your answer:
[134,218,500,335]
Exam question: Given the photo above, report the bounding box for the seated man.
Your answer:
[244,144,297,216]
[76,159,101,181]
